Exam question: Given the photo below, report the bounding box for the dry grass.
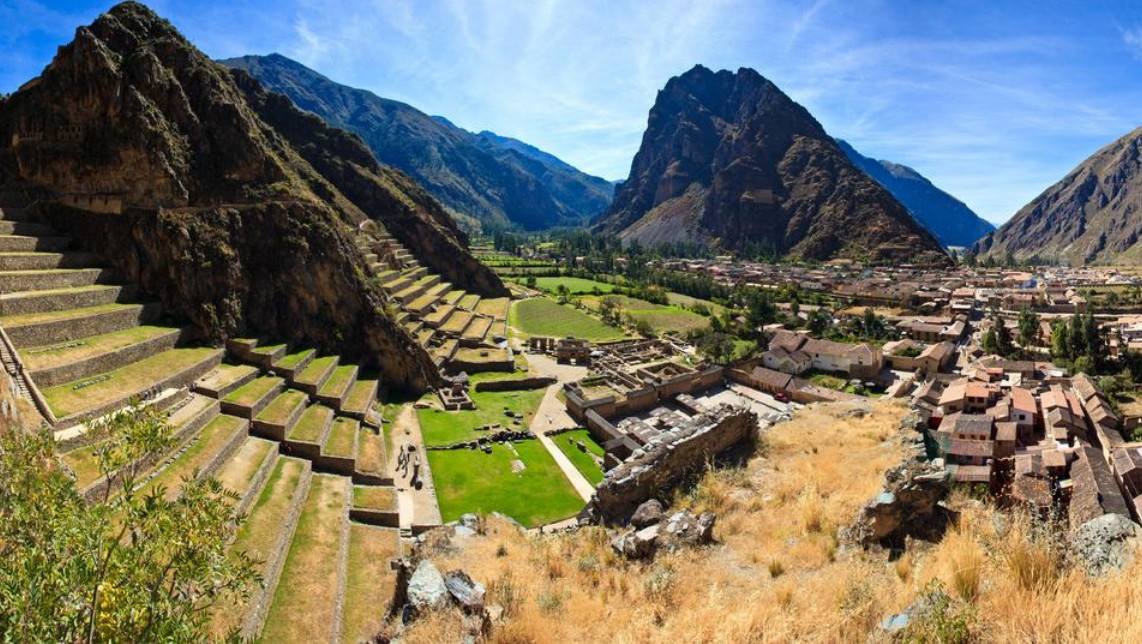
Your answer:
[398,399,1142,643]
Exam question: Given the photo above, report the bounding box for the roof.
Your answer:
[1012,474,1053,508]
[750,366,793,391]
[995,421,1018,442]
[948,438,995,458]
[1042,449,1066,470]
[1069,446,1131,528]
[965,382,991,399]
[1010,388,1036,415]
[920,341,953,361]
[950,464,992,483]
[939,383,966,406]
[1071,373,1099,402]
[953,414,994,437]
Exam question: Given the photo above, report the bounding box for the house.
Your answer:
[800,338,883,378]
[762,346,812,374]
[964,382,995,413]
[1069,446,1132,528]
[917,341,955,374]
[1009,387,1037,439]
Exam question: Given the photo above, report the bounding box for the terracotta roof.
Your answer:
[953,414,994,438]
[1069,446,1131,528]
[965,383,991,400]
[995,421,1018,442]
[951,464,992,483]
[1010,388,1036,415]
[750,366,793,391]
[939,383,966,406]
[1042,449,1066,470]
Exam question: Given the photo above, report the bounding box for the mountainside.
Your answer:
[595,65,948,265]
[221,54,612,231]
[974,126,1142,265]
[835,139,993,248]
[0,1,505,391]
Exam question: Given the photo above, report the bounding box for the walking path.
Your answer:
[524,353,596,502]
[387,404,442,529]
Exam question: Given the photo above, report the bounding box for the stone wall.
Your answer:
[473,376,556,392]
[587,405,759,523]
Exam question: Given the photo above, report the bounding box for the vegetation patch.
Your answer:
[340,524,398,643]
[509,297,626,341]
[553,429,606,484]
[417,387,546,446]
[426,440,584,527]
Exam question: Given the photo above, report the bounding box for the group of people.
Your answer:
[397,443,421,488]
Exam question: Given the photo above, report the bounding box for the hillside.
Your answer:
[221,54,613,231]
[836,139,994,248]
[974,126,1142,265]
[594,65,949,265]
[0,0,504,391]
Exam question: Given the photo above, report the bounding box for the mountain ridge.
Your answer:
[220,53,613,231]
[834,139,994,248]
[595,64,949,265]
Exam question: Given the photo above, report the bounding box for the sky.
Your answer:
[1,1,1140,225]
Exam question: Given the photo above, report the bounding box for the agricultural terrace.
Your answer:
[426,440,584,527]
[529,276,617,294]
[509,297,627,341]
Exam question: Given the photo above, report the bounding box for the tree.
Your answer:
[807,308,832,336]
[696,331,737,365]
[995,316,1014,357]
[525,275,537,289]
[634,318,656,338]
[1050,319,1070,361]
[0,404,255,641]
[556,283,570,304]
[1017,308,1040,349]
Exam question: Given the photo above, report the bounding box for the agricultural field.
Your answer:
[509,297,627,341]
[582,294,710,335]
[551,429,606,484]
[528,276,618,294]
[416,386,547,446]
[426,440,584,527]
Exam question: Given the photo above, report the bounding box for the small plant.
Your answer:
[903,580,975,644]
[536,589,564,613]
[642,564,676,604]
[767,559,785,578]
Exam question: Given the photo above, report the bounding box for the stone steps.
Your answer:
[194,363,260,399]
[251,389,309,441]
[247,342,288,369]
[319,417,359,475]
[0,267,118,292]
[340,378,378,421]
[44,346,224,429]
[284,403,335,460]
[423,303,456,328]
[214,436,279,516]
[432,339,459,365]
[258,473,350,643]
[442,289,464,306]
[0,283,138,317]
[292,355,339,394]
[0,234,70,252]
[221,375,286,419]
[136,413,249,501]
[22,324,187,388]
[462,316,494,343]
[0,221,55,236]
[440,310,474,336]
[406,283,450,315]
[353,426,390,485]
[416,327,436,346]
[0,251,103,271]
[339,524,400,642]
[0,302,161,347]
[271,348,315,379]
[394,275,440,305]
[315,364,358,410]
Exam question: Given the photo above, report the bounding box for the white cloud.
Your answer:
[1123,26,1142,59]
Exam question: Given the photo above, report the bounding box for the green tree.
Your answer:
[696,331,737,365]
[1050,319,1070,361]
[1017,308,1040,349]
[0,405,256,641]
[525,275,537,289]
[807,308,832,336]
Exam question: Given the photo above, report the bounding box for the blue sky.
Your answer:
[1,1,1140,225]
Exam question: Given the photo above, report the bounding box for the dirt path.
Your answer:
[388,404,442,529]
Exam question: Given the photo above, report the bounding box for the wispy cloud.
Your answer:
[1123,25,1142,59]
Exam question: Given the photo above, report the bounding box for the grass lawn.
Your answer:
[21,325,176,371]
[339,524,398,644]
[352,484,395,510]
[224,376,284,407]
[318,365,357,397]
[582,294,709,335]
[665,292,727,316]
[275,348,315,370]
[260,474,347,643]
[417,387,547,446]
[427,440,584,526]
[530,276,617,294]
[324,418,358,457]
[290,404,333,443]
[552,429,606,485]
[509,297,626,341]
[294,355,337,387]
[255,389,307,425]
[807,371,848,390]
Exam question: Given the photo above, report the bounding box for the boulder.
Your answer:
[1072,513,1142,576]
[630,499,664,528]
[407,561,449,610]
[846,457,952,549]
[662,510,716,547]
[444,569,486,613]
[611,524,659,559]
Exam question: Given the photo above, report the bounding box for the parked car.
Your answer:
[774,391,790,403]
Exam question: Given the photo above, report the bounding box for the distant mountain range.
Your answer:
[220,54,613,231]
[974,126,1142,265]
[835,140,993,248]
[594,65,949,265]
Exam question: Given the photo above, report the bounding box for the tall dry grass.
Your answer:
[401,400,1142,643]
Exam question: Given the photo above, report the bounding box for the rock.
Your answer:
[612,524,659,559]
[1072,513,1142,576]
[846,456,952,549]
[407,561,449,610]
[443,569,486,613]
[662,511,716,547]
[880,612,910,633]
[630,499,664,528]
[453,525,477,538]
[697,512,716,542]
[459,513,481,531]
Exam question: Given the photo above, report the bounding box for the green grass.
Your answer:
[318,365,357,397]
[140,415,246,500]
[352,484,395,510]
[275,348,315,369]
[417,387,546,446]
[223,376,284,408]
[0,302,138,327]
[509,297,626,341]
[251,342,286,357]
[324,418,358,457]
[552,429,606,485]
[807,371,848,390]
[294,355,337,387]
[289,404,332,443]
[43,347,219,418]
[339,525,398,644]
[427,440,584,527]
[21,325,176,371]
[582,294,710,335]
[530,276,617,294]
[255,389,307,425]
[343,379,377,412]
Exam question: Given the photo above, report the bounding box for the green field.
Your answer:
[417,387,547,446]
[552,429,606,484]
[530,276,617,294]
[582,294,710,335]
[509,297,627,341]
[427,440,584,526]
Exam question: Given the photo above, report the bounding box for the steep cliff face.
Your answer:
[835,139,993,248]
[596,65,949,265]
[222,54,612,231]
[974,127,1142,265]
[0,1,502,391]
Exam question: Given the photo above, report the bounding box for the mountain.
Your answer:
[0,1,505,391]
[973,127,1142,265]
[835,139,993,248]
[595,65,948,265]
[220,54,613,231]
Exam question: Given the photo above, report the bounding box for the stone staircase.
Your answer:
[0,204,222,430]
[354,223,511,371]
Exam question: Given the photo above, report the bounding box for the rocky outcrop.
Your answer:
[835,139,993,248]
[0,2,508,391]
[973,126,1142,265]
[595,65,949,265]
[1071,513,1142,577]
[222,54,613,231]
[846,452,952,549]
[611,508,716,559]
